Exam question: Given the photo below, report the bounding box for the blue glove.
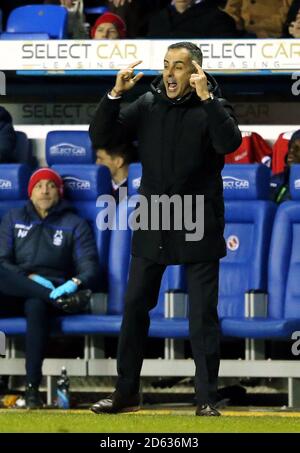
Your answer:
[30,274,55,291]
[50,280,78,299]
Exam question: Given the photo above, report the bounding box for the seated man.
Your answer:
[95,143,138,201]
[270,130,300,203]
[0,168,99,408]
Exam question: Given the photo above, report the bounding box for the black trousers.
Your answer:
[116,256,220,405]
[0,266,57,387]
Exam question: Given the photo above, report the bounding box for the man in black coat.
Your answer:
[148,0,238,38]
[0,168,99,408]
[0,106,17,163]
[89,41,242,416]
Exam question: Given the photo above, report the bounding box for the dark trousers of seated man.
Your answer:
[0,266,64,387]
[116,256,220,406]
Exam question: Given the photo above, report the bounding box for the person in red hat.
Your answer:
[91,12,127,39]
[0,167,99,408]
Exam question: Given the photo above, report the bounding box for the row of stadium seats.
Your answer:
[7,129,297,174]
[0,163,300,343]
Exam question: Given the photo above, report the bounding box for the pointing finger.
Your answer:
[127,60,143,70]
[192,60,204,74]
[132,72,144,84]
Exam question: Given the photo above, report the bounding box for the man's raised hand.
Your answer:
[111,61,144,96]
[190,60,210,101]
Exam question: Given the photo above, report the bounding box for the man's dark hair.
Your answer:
[101,143,138,166]
[168,42,203,67]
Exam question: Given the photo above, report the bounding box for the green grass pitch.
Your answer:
[0,409,300,433]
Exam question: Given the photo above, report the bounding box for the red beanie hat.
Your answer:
[28,168,64,198]
[91,12,127,39]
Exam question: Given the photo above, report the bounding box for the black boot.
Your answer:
[25,384,43,409]
[91,391,141,414]
[196,404,221,416]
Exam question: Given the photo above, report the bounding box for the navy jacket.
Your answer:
[0,200,99,288]
[0,106,17,163]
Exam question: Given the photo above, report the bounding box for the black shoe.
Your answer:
[55,289,92,314]
[91,391,141,414]
[196,404,221,416]
[25,384,43,409]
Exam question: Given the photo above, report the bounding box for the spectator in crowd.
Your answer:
[0,106,17,163]
[148,0,238,38]
[91,11,126,38]
[223,0,292,38]
[0,168,99,408]
[89,41,241,416]
[95,143,137,201]
[44,0,89,38]
[270,130,300,203]
[283,0,300,36]
[102,0,169,37]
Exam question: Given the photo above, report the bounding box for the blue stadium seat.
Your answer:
[0,32,49,40]
[52,164,112,290]
[151,164,277,340]
[6,5,68,39]
[221,165,300,339]
[0,164,31,219]
[219,164,276,319]
[46,131,95,166]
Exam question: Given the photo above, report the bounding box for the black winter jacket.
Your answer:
[89,74,242,264]
[0,200,99,287]
[148,1,238,38]
[0,107,17,163]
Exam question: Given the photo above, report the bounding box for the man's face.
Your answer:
[287,139,300,166]
[94,22,119,39]
[163,48,195,99]
[96,149,120,178]
[30,179,60,214]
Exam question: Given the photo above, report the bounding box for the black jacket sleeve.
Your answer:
[89,93,142,149]
[72,219,100,289]
[282,0,300,36]
[202,97,242,154]
[0,211,25,274]
[0,107,17,163]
